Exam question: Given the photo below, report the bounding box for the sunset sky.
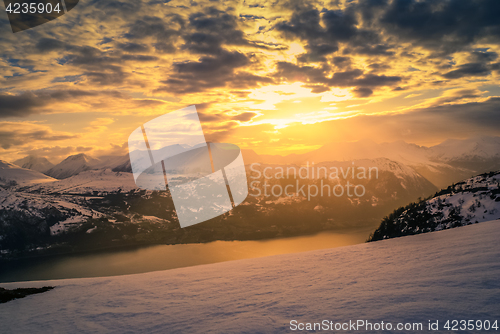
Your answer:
[1,0,500,163]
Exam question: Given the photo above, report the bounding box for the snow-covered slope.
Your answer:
[0,188,100,237]
[29,169,137,194]
[45,154,100,179]
[12,155,54,173]
[0,160,56,186]
[369,170,500,241]
[1,220,499,333]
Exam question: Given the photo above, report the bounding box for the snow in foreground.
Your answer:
[1,220,499,334]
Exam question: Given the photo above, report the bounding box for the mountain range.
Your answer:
[9,136,500,189]
[243,136,500,188]
[0,135,499,259]
[0,161,56,187]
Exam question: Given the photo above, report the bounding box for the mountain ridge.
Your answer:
[368,170,500,241]
[10,136,500,188]
[13,155,54,173]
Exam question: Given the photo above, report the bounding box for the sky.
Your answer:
[1,0,500,163]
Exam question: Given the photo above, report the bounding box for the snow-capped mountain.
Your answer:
[430,136,500,161]
[369,170,500,241]
[30,169,137,194]
[0,160,56,187]
[11,136,500,186]
[45,154,101,179]
[243,136,500,189]
[0,155,438,259]
[13,155,54,173]
[92,154,130,171]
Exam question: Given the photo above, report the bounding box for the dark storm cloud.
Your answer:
[0,92,50,118]
[58,45,160,85]
[183,7,281,56]
[84,70,129,85]
[35,38,70,53]
[352,87,373,98]
[175,51,248,77]
[61,46,128,85]
[417,97,500,129]
[116,42,150,53]
[274,62,401,89]
[327,95,500,144]
[303,84,330,93]
[0,125,78,149]
[442,63,491,79]
[125,15,183,53]
[275,4,389,61]
[275,62,329,84]
[133,99,166,107]
[329,69,364,86]
[378,0,500,54]
[332,56,350,68]
[276,7,339,61]
[353,74,401,87]
[120,55,158,62]
[157,50,272,94]
[351,44,395,56]
[275,0,500,85]
[470,50,498,63]
[63,46,118,66]
[231,112,257,122]
[48,90,100,99]
[0,90,134,118]
[93,0,144,18]
[272,0,500,90]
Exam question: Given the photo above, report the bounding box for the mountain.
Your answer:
[30,169,137,194]
[0,160,56,187]
[0,156,438,259]
[430,135,500,161]
[368,170,500,241]
[92,154,130,171]
[45,154,100,179]
[13,155,54,173]
[429,136,500,172]
[244,136,500,189]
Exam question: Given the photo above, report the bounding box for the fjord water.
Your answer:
[0,227,372,283]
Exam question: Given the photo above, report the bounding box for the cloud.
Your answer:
[442,62,492,79]
[125,15,182,53]
[352,87,373,98]
[275,4,391,61]
[410,96,500,132]
[0,122,78,149]
[424,88,485,107]
[116,42,150,53]
[35,38,70,53]
[0,92,51,118]
[157,50,272,93]
[378,0,500,54]
[274,62,401,92]
[0,90,167,118]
